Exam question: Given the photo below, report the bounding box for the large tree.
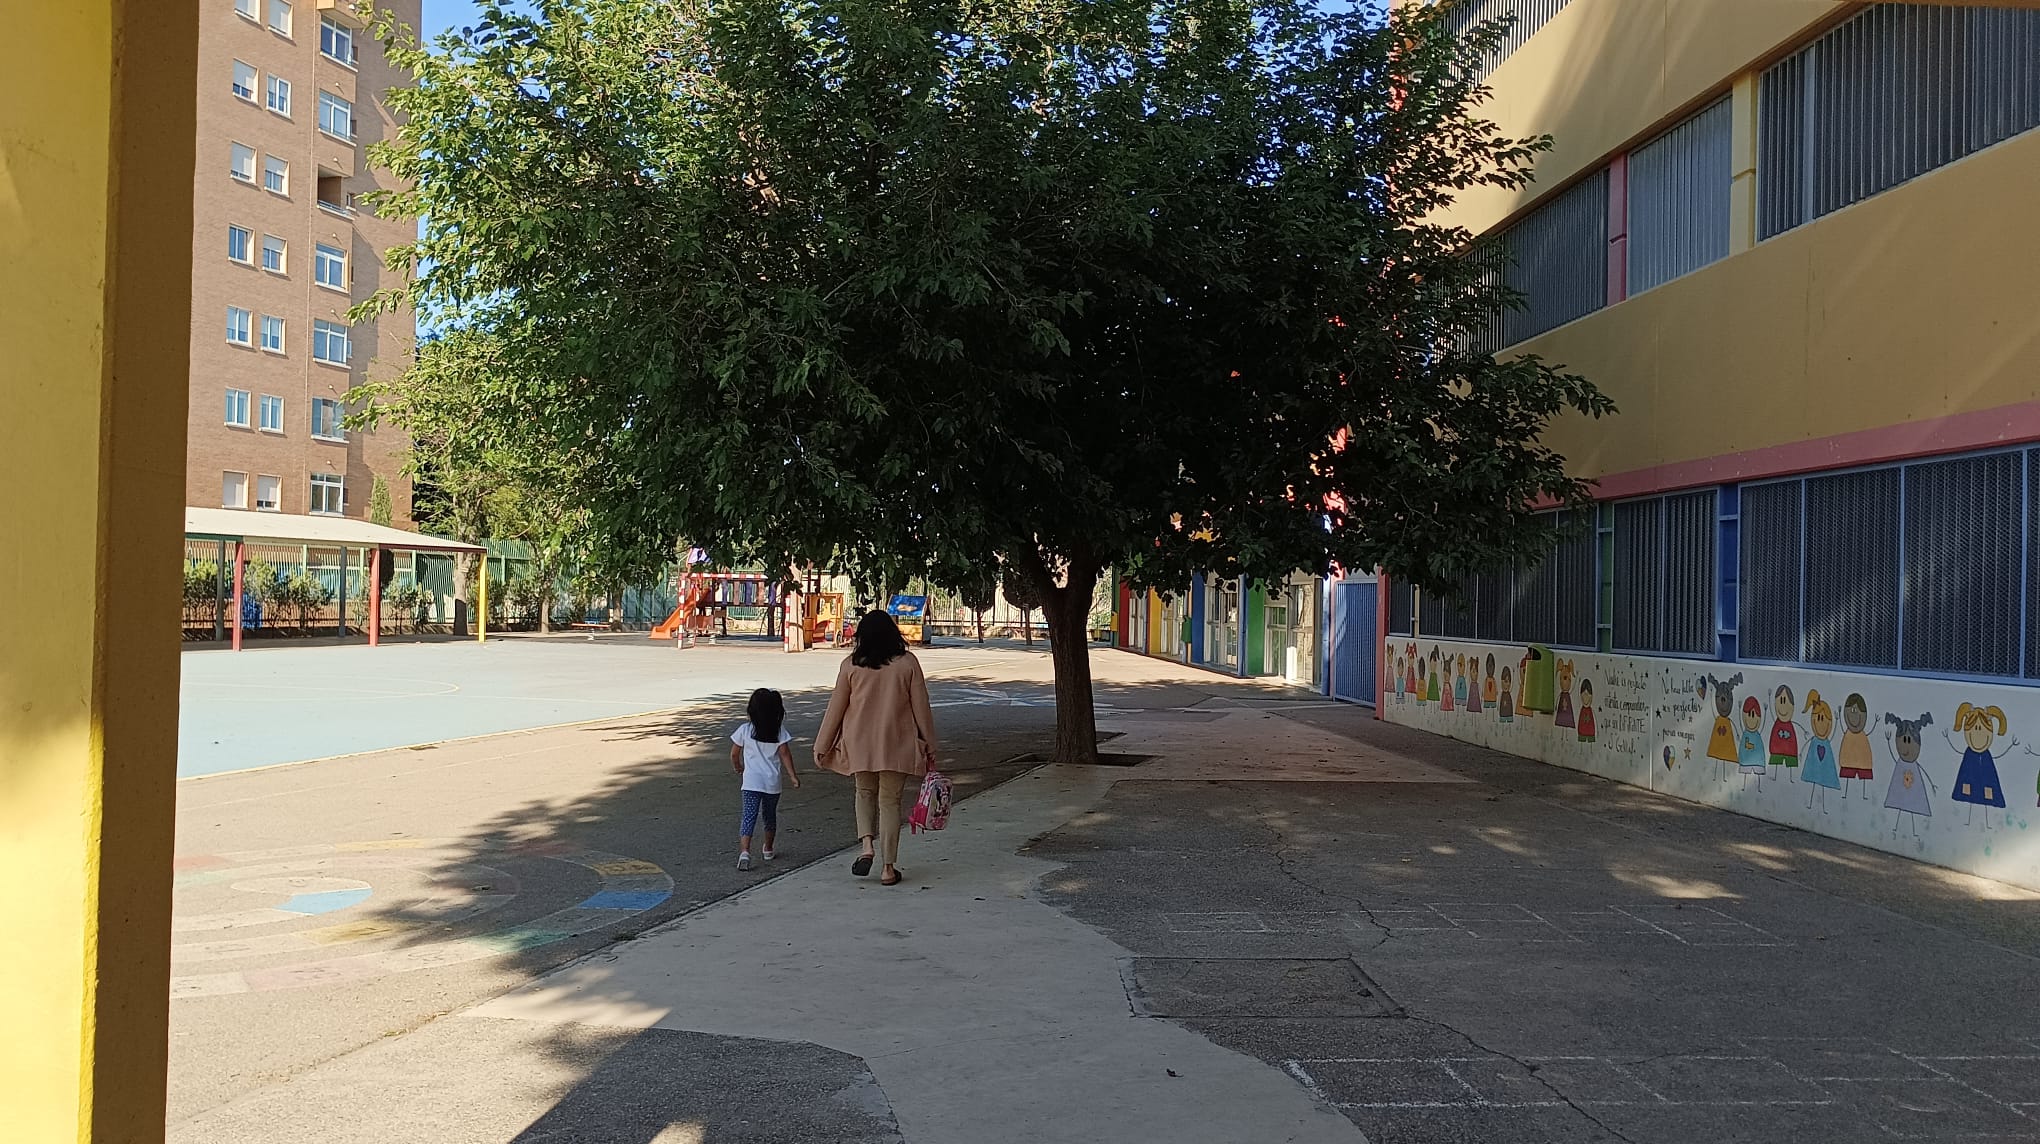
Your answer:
[365,0,1611,763]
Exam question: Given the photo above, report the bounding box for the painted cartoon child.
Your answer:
[1705,673,1745,781]
[1736,696,1768,786]
[1426,648,1441,704]
[1838,693,1875,797]
[1576,679,1597,743]
[1406,644,1419,702]
[1882,712,1936,838]
[1799,689,1842,812]
[1483,654,1499,707]
[1465,653,1484,715]
[1946,703,2015,829]
[1453,654,1471,710]
[1553,659,1577,730]
[1440,654,1456,712]
[1393,655,1407,704]
[1768,685,1801,774]
[1498,666,1515,723]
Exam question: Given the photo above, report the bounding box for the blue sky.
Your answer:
[421,0,486,43]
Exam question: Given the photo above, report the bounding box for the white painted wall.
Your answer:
[1382,638,2040,890]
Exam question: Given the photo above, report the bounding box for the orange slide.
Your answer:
[650,578,711,640]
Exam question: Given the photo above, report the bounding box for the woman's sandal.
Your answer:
[880,868,903,886]
[851,854,873,877]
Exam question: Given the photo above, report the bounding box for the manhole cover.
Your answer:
[1122,957,1400,1018]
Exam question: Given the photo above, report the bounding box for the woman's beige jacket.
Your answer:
[814,652,939,776]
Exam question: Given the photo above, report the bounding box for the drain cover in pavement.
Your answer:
[1122,957,1400,1018]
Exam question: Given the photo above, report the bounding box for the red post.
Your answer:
[230,541,245,651]
[368,547,382,647]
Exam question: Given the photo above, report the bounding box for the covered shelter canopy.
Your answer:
[184,508,485,649]
[184,507,484,554]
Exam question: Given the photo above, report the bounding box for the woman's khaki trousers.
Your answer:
[854,771,909,866]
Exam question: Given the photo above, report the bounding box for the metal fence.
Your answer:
[1628,97,1733,294]
[1760,4,2040,240]
[1445,0,1574,86]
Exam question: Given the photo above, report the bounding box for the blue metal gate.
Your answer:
[1332,580,1378,705]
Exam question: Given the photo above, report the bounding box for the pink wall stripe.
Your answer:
[1586,398,2040,500]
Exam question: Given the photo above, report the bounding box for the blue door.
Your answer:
[1332,580,1377,705]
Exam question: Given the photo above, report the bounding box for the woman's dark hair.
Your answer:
[747,688,785,741]
[850,610,908,669]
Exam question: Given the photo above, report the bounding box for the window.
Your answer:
[227,225,252,264]
[231,60,257,101]
[1742,447,2039,679]
[314,243,347,289]
[1406,509,1598,649]
[224,388,251,427]
[230,143,256,182]
[268,0,292,36]
[312,320,351,365]
[311,397,346,440]
[310,473,345,515]
[236,0,258,19]
[261,234,286,272]
[260,314,285,353]
[223,472,249,509]
[255,475,282,512]
[225,306,252,345]
[265,74,291,117]
[1471,169,1609,354]
[1612,490,1715,655]
[263,154,288,195]
[1627,97,1732,294]
[318,91,354,141]
[1761,5,2040,239]
[1445,0,1574,85]
[320,17,357,66]
[259,394,284,432]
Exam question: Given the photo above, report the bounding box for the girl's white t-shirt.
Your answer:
[732,723,794,793]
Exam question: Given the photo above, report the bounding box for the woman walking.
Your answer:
[815,610,939,886]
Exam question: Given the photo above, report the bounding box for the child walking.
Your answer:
[731,688,799,871]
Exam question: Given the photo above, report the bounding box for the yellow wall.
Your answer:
[1,2,194,1138]
[1441,0,1845,238]
[1529,126,2040,482]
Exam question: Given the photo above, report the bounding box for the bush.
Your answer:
[183,561,221,629]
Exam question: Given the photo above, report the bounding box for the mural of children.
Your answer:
[1498,666,1515,723]
[1405,644,1420,704]
[1426,648,1441,704]
[1576,679,1597,743]
[1393,654,1407,704]
[1705,673,1745,782]
[1883,712,1936,838]
[1465,653,1484,715]
[1800,690,1842,813]
[1483,654,1499,708]
[1946,703,2016,829]
[1453,654,1471,710]
[1839,693,1875,797]
[1553,659,1576,729]
[1736,696,1768,787]
[1440,654,1456,712]
[1768,685,1801,776]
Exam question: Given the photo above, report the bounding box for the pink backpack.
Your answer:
[908,769,952,834]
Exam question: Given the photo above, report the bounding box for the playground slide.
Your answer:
[650,582,710,639]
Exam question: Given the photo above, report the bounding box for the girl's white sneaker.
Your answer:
[736,853,751,871]
[762,849,776,861]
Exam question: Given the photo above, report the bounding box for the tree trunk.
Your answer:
[451,552,473,637]
[539,591,553,633]
[1022,607,1033,646]
[1038,568,1100,766]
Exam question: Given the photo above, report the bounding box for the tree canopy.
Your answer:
[365,0,1612,761]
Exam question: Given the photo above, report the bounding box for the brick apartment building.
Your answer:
[187,0,418,524]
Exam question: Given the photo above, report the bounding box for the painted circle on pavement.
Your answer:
[169,839,672,997]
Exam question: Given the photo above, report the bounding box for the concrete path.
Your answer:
[168,645,2040,1142]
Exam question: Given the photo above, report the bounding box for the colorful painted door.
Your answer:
[1332,580,1377,706]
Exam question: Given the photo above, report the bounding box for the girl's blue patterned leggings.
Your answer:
[740,790,780,837]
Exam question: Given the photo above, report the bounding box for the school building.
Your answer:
[1374,0,2040,890]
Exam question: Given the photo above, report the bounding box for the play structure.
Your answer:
[887,594,929,644]
[651,571,774,645]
